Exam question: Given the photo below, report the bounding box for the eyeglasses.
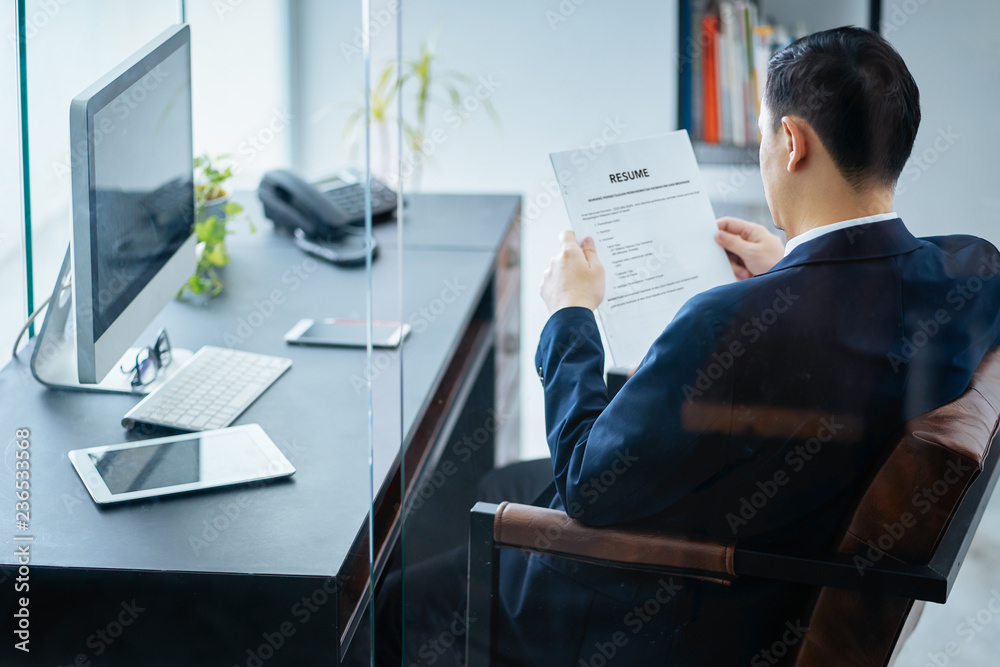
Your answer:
[120,329,172,388]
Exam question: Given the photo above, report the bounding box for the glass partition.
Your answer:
[391,2,1000,667]
[21,1,180,320]
[9,2,997,666]
[394,2,525,664]
[4,0,390,664]
[0,6,27,360]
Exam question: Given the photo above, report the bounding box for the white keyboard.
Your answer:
[122,346,292,431]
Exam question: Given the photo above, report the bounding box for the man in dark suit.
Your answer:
[507,26,1000,665]
[375,26,1000,666]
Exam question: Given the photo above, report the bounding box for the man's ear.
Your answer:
[780,116,808,173]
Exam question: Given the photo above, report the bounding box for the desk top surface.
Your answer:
[0,192,520,577]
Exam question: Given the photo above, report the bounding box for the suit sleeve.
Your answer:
[535,299,730,527]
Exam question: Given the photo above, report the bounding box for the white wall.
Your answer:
[761,0,871,33]
[186,0,291,190]
[882,0,1000,245]
[398,1,681,459]
[293,0,681,458]
[884,2,1000,662]
[288,0,369,178]
[5,0,290,364]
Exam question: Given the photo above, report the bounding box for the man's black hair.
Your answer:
[763,26,920,189]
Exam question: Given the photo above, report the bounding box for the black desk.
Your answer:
[0,193,521,665]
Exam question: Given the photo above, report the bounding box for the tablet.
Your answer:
[68,424,294,505]
[285,318,410,348]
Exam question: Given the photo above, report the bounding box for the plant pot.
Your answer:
[201,194,229,222]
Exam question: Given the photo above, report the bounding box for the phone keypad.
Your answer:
[324,179,394,219]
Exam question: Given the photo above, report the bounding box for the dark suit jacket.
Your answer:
[499,219,1000,665]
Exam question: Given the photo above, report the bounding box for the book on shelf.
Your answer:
[682,1,795,149]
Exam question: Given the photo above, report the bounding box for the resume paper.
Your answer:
[550,131,734,367]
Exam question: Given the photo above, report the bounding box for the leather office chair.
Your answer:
[467,348,1000,666]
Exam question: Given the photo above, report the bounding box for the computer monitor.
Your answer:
[30,25,195,391]
[72,24,195,383]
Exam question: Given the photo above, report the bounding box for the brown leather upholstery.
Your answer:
[794,347,1000,666]
[493,501,737,585]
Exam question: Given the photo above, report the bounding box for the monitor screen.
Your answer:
[89,45,193,341]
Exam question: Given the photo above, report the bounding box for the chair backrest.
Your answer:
[794,347,1000,666]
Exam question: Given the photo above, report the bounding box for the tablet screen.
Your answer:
[88,433,274,495]
[298,319,405,347]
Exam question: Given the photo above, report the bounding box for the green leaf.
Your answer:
[206,244,228,266]
[377,62,396,93]
[194,218,214,242]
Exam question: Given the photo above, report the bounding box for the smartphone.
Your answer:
[68,424,294,505]
[284,318,410,348]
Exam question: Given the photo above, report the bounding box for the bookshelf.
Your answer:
[678,0,881,165]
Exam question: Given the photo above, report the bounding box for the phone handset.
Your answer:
[257,169,394,267]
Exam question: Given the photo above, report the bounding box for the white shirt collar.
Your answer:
[783,212,899,257]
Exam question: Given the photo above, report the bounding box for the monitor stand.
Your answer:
[30,247,192,395]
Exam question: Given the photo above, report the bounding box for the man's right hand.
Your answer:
[715,217,786,280]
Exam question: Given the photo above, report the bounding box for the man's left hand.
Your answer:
[540,230,605,314]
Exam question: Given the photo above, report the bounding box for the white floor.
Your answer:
[896,495,1000,666]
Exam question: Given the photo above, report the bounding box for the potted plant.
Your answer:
[178,154,254,299]
[343,38,499,188]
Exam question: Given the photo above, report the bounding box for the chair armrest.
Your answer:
[472,500,983,603]
[490,501,737,585]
